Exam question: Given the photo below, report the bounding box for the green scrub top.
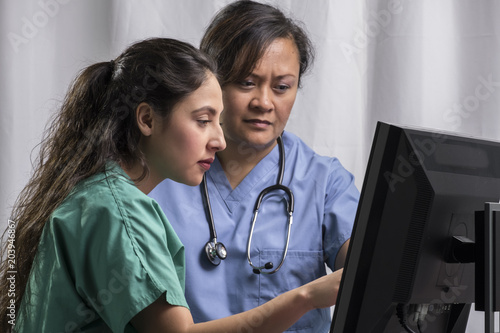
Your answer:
[15,163,189,332]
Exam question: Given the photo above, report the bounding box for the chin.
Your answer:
[178,175,204,187]
[244,132,277,146]
[243,139,276,151]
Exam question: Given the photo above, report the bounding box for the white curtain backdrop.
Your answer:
[1,0,499,331]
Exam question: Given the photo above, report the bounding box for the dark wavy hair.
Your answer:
[0,37,217,332]
[200,0,314,88]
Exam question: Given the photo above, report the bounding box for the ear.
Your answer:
[136,102,154,136]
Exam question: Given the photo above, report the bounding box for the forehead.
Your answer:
[264,38,298,56]
[172,74,223,115]
[253,38,300,74]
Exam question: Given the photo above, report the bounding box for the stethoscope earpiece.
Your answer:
[252,262,274,274]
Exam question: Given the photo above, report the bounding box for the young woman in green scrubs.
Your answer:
[0,37,343,332]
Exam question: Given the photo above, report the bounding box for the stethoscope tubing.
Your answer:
[202,172,227,266]
[203,135,294,274]
[202,172,217,241]
[246,184,294,274]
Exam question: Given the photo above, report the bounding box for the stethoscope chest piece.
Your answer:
[205,240,227,266]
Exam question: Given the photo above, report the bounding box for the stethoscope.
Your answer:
[202,135,294,274]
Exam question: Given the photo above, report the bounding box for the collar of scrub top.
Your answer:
[201,135,294,274]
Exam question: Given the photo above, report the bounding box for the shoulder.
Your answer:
[283,131,331,163]
[282,131,349,174]
[51,165,164,235]
[282,131,358,196]
[46,164,183,278]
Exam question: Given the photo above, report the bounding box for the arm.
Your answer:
[323,158,359,270]
[131,269,343,333]
[334,238,350,270]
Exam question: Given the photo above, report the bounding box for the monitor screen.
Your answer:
[330,121,500,332]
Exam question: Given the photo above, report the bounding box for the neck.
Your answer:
[217,139,277,189]
[121,162,161,195]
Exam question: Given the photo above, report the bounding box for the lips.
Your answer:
[198,158,214,171]
[244,119,272,128]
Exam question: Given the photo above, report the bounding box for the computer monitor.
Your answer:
[330,121,500,332]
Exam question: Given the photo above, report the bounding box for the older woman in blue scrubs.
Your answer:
[149,1,360,332]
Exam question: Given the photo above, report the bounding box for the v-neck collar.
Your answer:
[207,143,280,213]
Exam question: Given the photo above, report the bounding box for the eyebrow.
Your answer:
[191,106,217,115]
[248,73,297,80]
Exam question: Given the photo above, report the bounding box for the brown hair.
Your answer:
[0,37,217,332]
[200,0,314,88]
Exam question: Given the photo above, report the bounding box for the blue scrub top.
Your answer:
[149,131,359,333]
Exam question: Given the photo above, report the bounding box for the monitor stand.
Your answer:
[475,202,500,333]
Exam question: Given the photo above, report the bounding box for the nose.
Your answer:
[249,86,274,112]
[208,122,226,152]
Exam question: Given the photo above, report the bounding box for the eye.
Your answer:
[238,80,255,89]
[274,84,290,93]
[197,119,211,127]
